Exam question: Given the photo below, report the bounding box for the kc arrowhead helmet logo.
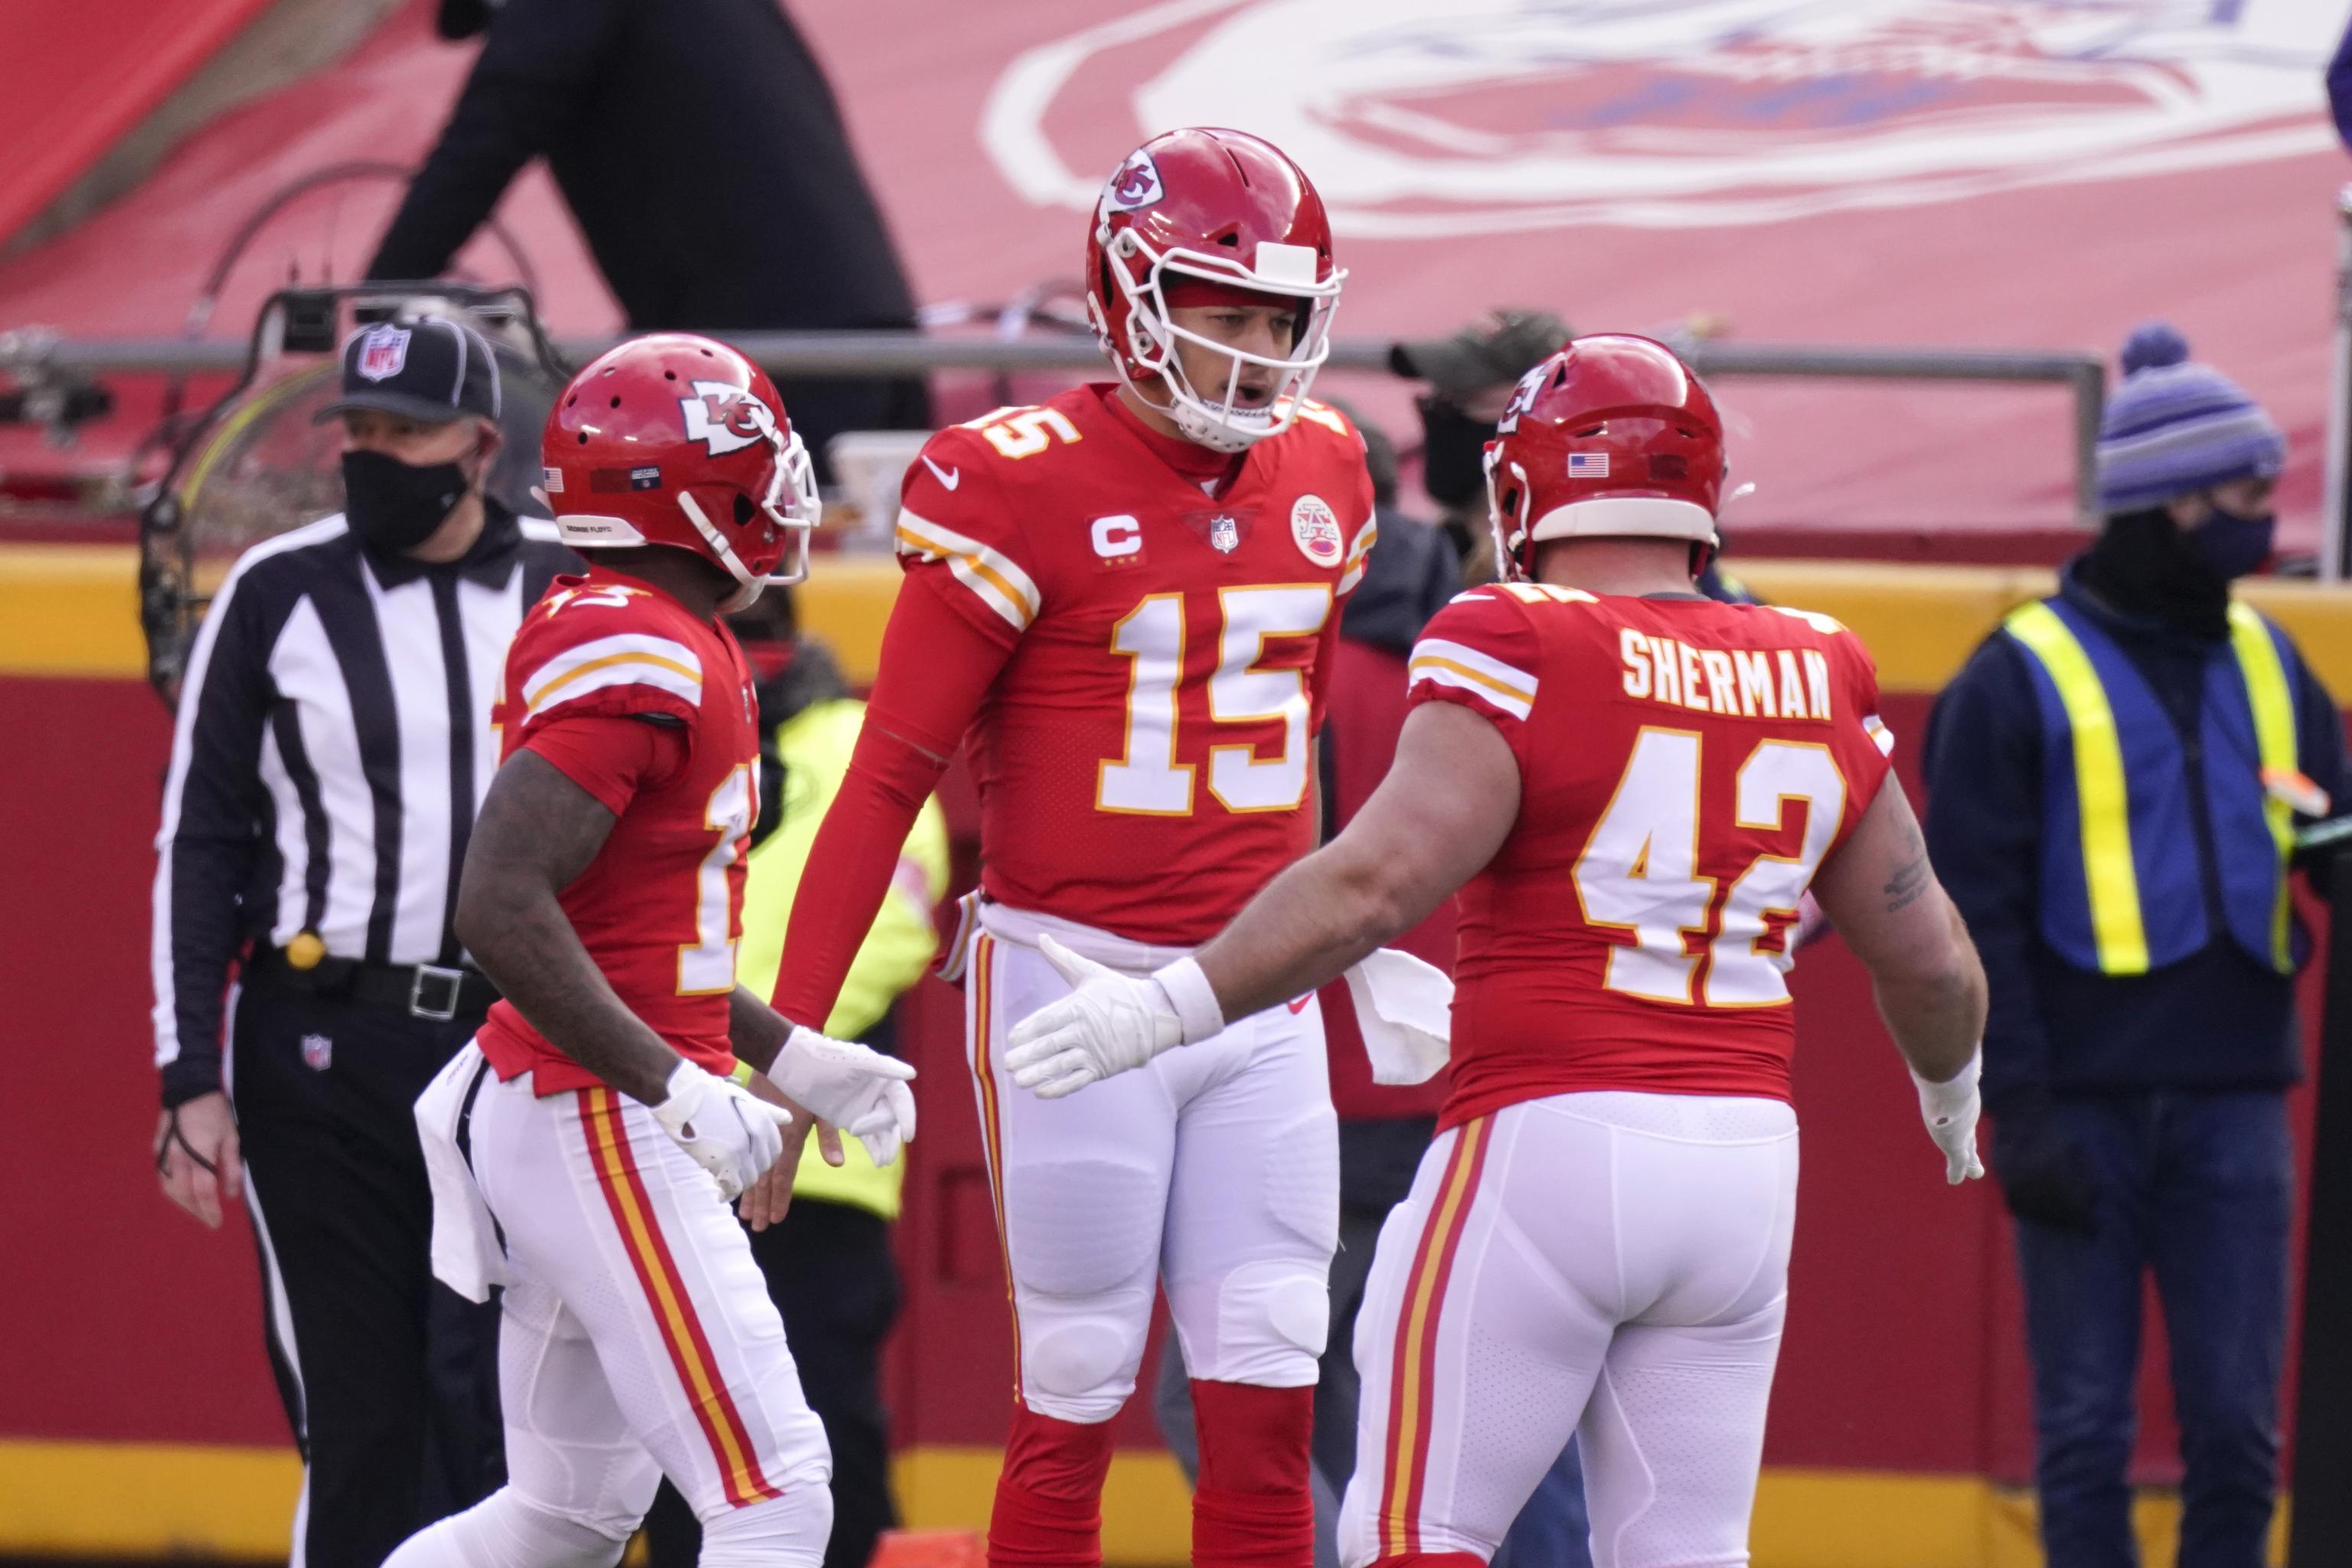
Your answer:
[1099,149,1165,217]
[679,381,779,457]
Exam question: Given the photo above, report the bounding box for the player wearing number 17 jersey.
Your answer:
[390,337,916,1568]
[775,129,1374,1568]
[1007,336,1992,1568]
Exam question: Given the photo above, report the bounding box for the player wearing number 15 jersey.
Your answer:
[392,337,917,1568]
[776,129,1374,1568]
[1007,336,1992,1568]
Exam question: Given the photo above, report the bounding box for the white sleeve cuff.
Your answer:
[1152,957,1227,1045]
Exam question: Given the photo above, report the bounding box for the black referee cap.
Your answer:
[315,316,502,426]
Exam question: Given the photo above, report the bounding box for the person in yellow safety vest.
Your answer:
[640,593,949,1568]
[1923,322,2345,1568]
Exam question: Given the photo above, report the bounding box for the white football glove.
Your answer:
[648,1060,797,1200]
[1913,1048,1986,1186]
[766,1026,920,1166]
[1003,935,1218,1099]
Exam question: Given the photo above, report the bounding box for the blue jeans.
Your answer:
[1491,1442,1590,1568]
[2014,1089,2292,1568]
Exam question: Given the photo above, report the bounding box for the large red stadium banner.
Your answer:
[0,1,2344,543]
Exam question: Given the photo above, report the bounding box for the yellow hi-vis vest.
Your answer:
[737,697,949,1220]
[2001,597,2299,976]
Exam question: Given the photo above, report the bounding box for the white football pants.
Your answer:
[970,906,1341,1424]
[1338,1091,1799,1568]
[406,1047,833,1550]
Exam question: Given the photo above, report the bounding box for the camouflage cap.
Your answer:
[1389,309,1573,402]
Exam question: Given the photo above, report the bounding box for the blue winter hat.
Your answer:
[2096,322,2285,514]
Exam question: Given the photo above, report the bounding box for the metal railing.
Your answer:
[0,328,2108,521]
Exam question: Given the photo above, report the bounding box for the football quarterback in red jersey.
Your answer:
[389,335,916,1568]
[1009,337,1991,1568]
[773,129,1374,1568]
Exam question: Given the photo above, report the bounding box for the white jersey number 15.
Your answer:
[1098,586,1333,817]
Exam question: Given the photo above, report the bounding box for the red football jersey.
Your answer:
[474,567,760,1094]
[897,384,1376,942]
[1407,584,1896,1125]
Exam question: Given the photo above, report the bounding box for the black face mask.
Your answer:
[2181,505,2275,581]
[1417,396,1498,510]
[342,449,472,555]
[2078,508,2233,639]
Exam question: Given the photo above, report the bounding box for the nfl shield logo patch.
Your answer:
[300,1033,333,1071]
[1210,514,1240,554]
[355,325,410,383]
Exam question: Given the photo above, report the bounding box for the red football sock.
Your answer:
[988,1406,1118,1568]
[1191,1380,1315,1568]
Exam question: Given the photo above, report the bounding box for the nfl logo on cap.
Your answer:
[356,325,411,383]
[301,1033,333,1071]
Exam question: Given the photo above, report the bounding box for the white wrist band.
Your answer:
[1911,1046,1981,1119]
[1153,957,1227,1044]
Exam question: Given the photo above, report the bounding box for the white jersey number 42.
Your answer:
[1573,728,1846,1007]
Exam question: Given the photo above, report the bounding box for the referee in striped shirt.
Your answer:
[151,316,574,1568]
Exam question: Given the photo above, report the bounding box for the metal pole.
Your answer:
[0,330,2108,384]
[2320,185,2352,582]
[2070,361,2107,527]
[1,330,2109,514]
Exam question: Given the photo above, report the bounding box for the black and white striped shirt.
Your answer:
[152,503,574,1104]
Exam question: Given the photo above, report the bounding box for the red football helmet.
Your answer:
[541,334,818,609]
[1086,127,1344,452]
[1485,335,1728,581]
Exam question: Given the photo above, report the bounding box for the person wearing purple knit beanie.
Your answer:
[1920,324,2341,1568]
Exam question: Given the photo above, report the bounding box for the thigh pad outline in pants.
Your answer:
[1573,1094,1798,1568]
[1338,1112,1604,1568]
[1340,1096,1798,1568]
[466,1073,834,1527]
[1162,995,1339,1390]
[972,935,1175,1424]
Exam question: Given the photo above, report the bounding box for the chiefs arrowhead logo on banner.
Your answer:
[679,381,779,457]
[1001,1,2338,234]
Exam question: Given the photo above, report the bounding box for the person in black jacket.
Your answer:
[368,0,929,477]
[1923,324,2343,1568]
[152,318,577,1568]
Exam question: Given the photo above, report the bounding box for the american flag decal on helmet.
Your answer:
[1567,452,1611,478]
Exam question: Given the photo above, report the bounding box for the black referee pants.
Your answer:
[230,976,504,1568]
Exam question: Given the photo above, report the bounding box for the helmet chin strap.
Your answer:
[1111,358,1261,454]
[1485,450,1533,583]
[676,491,769,612]
[1170,397,1261,455]
[1111,258,1304,454]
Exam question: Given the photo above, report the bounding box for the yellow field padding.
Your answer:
[0,1438,2288,1565]
[0,544,151,679]
[11,543,2352,697]
[1736,560,2352,697]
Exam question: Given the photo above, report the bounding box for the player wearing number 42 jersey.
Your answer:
[391,336,916,1568]
[776,129,1372,1568]
[1009,335,1993,1568]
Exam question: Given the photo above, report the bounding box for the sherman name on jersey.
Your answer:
[893,383,1377,943]
[1409,583,1898,1124]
